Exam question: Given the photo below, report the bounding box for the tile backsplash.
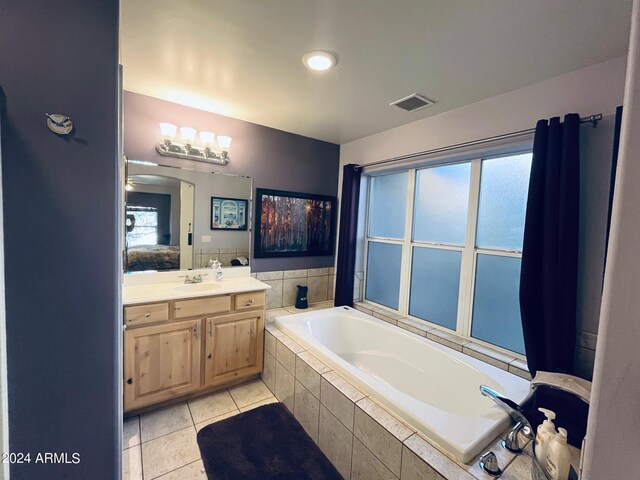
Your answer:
[194,248,249,268]
[254,268,336,309]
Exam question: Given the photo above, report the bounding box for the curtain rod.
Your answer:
[356,113,603,170]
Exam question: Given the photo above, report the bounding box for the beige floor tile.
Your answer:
[228,379,273,408]
[318,405,353,479]
[188,390,237,424]
[122,446,142,480]
[195,410,239,432]
[140,403,193,443]
[155,460,207,479]
[123,416,140,449]
[239,396,278,413]
[142,427,200,479]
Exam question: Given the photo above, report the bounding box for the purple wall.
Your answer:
[124,91,340,272]
[0,0,120,478]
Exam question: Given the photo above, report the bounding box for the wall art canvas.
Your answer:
[211,197,248,230]
[254,188,335,257]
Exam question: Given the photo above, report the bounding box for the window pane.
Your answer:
[413,163,471,245]
[365,241,402,309]
[126,209,159,247]
[471,254,525,354]
[409,247,461,330]
[476,153,532,250]
[368,172,408,238]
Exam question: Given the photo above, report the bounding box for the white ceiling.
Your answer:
[121,0,632,145]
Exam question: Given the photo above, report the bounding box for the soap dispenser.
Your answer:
[535,408,557,463]
[544,427,571,480]
[215,260,224,282]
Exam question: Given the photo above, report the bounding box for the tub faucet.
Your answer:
[479,385,533,453]
[179,273,207,284]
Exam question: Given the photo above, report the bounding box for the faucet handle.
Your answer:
[479,451,502,477]
[501,421,532,454]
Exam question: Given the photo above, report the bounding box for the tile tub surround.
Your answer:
[262,321,533,480]
[122,378,277,480]
[257,268,335,309]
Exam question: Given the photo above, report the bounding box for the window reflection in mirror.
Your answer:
[125,161,251,273]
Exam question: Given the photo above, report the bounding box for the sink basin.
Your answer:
[172,283,222,293]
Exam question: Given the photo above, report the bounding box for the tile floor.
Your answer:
[122,379,278,480]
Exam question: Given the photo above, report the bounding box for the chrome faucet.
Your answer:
[480,385,533,453]
[179,273,207,284]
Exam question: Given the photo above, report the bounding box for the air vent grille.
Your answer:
[390,93,435,112]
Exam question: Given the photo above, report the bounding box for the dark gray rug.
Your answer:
[197,402,343,479]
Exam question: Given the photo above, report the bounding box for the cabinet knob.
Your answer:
[144,312,150,318]
[126,378,133,385]
[207,354,212,359]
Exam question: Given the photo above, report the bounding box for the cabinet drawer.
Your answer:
[124,303,169,327]
[174,295,231,319]
[234,291,265,311]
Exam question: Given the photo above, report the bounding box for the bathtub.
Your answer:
[275,306,529,463]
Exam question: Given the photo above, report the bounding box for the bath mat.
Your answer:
[197,402,342,480]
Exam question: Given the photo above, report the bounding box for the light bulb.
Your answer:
[180,127,197,145]
[199,131,216,148]
[217,135,232,151]
[302,51,337,71]
[159,122,177,141]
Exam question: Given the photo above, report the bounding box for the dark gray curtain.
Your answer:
[334,164,361,307]
[520,114,580,376]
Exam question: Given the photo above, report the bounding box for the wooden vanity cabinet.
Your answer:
[204,311,264,387]
[124,319,202,411]
[123,290,265,412]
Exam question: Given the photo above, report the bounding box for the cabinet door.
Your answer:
[204,311,264,387]
[124,319,202,411]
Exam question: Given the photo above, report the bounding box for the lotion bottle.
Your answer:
[544,427,571,480]
[535,408,557,463]
[215,260,224,282]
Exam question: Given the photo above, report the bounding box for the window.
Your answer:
[363,152,532,355]
[126,206,159,247]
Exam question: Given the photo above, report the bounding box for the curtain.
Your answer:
[520,114,580,376]
[334,164,362,307]
[604,106,624,273]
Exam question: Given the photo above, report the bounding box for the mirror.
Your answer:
[125,161,251,273]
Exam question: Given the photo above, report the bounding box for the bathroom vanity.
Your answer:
[122,274,269,412]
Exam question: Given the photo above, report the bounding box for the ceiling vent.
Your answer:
[390,93,435,112]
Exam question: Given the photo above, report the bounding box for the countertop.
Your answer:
[123,276,271,305]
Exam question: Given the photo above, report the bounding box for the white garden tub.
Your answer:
[275,306,529,463]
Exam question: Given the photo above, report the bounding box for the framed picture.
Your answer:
[254,188,336,258]
[210,197,248,230]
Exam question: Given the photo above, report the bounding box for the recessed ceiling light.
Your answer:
[302,51,337,71]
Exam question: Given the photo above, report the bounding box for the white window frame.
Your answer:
[362,149,531,359]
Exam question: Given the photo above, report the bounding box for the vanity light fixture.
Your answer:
[302,50,337,71]
[155,123,232,165]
